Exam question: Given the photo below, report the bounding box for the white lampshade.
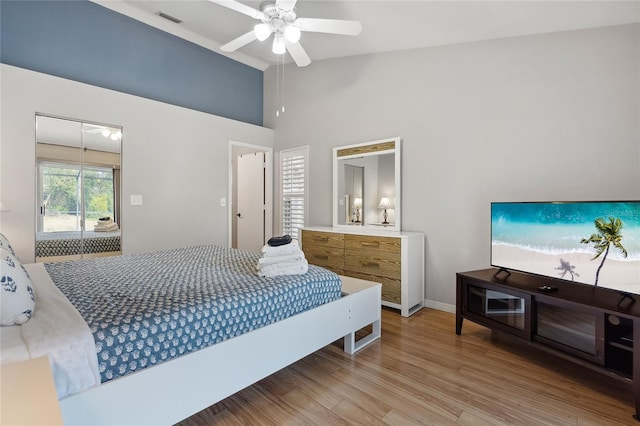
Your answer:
[284,25,301,43]
[272,34,286,54]
[254,23,272,42]
[378,197,394,209]
[353,197,363,208]
[0,202,7,212]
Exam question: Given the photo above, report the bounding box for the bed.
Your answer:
[1,244,381,425]
[35,230,121,262]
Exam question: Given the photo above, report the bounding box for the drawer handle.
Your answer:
[361,261,380,268]
[313,254,329,260]
[313,237,329,242]
[360,242,380,248]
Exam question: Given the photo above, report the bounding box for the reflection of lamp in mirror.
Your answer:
[378,197,394,224]
[353,197,362,223]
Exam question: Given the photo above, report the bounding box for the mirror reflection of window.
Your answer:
[39,164,116,232]
[39,163,83,232]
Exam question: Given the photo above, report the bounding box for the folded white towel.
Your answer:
[257,251,305,267]
[257,259,308,277]
[261,240,300,257]
[94,222,119,232]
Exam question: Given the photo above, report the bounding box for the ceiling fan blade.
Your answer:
[221,31,258,52]
[285,40,311,67]
[207,0,265,20]
[296,18,362,36]
[276,0,297,12]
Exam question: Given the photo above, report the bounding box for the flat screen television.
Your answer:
[491,201,640,296]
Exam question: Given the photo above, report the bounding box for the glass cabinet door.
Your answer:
[535,300,603,364]
[467,284,526,330]
[462,281,531,338]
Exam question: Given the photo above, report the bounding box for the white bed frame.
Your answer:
[59,276,381,425]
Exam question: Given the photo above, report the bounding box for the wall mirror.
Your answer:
[333,137,401,232]
[35,114,122,262]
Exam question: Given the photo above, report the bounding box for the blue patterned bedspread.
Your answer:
[44,245,342,383]
[36,230,121,257]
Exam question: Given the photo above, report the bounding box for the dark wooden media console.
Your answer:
[456,268,640,420]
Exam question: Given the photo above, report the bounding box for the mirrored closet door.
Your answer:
[35,114,122,262]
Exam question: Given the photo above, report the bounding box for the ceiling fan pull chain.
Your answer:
[281,53,285,114]
[276,56,280,117]
[275,53,286,118]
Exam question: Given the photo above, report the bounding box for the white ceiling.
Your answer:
[95,1,639,70]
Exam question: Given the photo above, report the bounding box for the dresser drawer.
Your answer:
[344,234,400,254]
[345,271,401,304]
[302,230,344,249]
[303,245,345,274]
[344,250,401,280]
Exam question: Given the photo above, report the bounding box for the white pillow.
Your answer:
[0,248,35,325]
[0,233,16,259]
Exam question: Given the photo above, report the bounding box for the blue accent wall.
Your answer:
[0,0,263,126]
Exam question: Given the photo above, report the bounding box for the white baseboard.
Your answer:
[424,299,455,314]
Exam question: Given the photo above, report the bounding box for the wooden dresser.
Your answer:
[301,226,424,316]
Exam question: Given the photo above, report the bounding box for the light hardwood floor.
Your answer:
[177,308,634,425]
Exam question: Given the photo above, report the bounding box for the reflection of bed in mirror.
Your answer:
[35,230,121,262]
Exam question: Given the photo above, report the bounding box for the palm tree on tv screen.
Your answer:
[580,217,628,286]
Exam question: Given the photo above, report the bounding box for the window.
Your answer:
[38,162,115,232]
[279,146,308,240]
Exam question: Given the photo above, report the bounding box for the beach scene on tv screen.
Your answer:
[491,202,640,294]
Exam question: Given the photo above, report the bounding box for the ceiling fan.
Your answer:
[208,0,362,67]
[84,124,122,140]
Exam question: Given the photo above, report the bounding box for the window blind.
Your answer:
[280,149,307,240]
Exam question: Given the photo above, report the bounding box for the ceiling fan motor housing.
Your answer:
[260,2,297,30]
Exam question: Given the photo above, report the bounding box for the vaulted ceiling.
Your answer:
[94,1,640,70]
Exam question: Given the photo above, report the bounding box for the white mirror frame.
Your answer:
[332,137,401,232]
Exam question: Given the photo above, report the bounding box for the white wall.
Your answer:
[1,64,274,262]
[265,24,640,310]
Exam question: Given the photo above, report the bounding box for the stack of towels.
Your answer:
[94,217,119,232]
[257,235,308,277]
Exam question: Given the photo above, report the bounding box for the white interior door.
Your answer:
[236,152,265,252]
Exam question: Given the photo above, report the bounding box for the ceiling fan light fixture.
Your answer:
[213,0,362,66]
[284,25,300,43]
[272,34,286,54]
[254,23,272,41]
[109,131,122,141]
